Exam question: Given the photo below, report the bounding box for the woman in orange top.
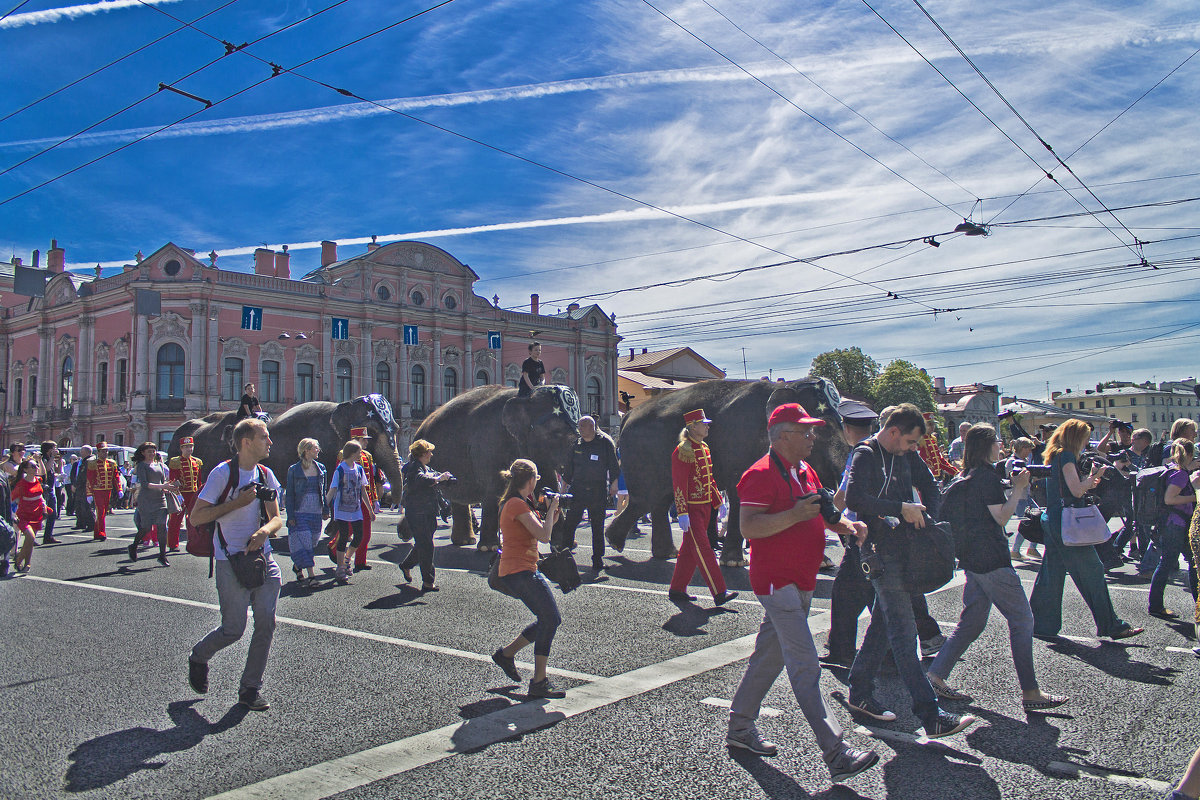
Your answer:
[491,458,565,698]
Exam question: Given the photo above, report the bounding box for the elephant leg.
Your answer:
[604,500,643,554]
[721,490,747,566]
[477,501,500,552]
[651,503,679,560]
[450,503,477,546]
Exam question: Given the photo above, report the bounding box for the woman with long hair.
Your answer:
[1149,439,1200,618]
[926,424,1067,711]
[1028,419,1142,640]
[490,458,565,698]
[128,442,177,567]
[285,438,328,587]
[11,460,45,572]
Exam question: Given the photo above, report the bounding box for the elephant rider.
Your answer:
[237,383,268,421]
[167,436,204,551]
[668,409,738,607]
[552,415,620,571]
[517,342,545,397]
[351,426,380,572]
[85,439,119,541]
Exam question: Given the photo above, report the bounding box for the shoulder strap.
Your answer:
[768,449,797,501]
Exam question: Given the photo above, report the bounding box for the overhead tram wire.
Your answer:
[909,0,1144,257]
[858,0,1144,264]
[0,0,456,208]
[640,0,965,220]
[0,0,30,22]
[0,0,354,180]
[698,0,979,203]
[0,0,244,125]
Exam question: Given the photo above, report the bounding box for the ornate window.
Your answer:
[29,375,37,411]
[475,369,489,387]
[164,259,181,276]
[97,362,109,404]
[443,294,457,310]
[411,290,425,306]
[157,431,173,452]
[13,377,22,415]
[376,362,391,402]
[60,355,75,408]
[156,344,185,402]
[411,365,426,413]
[223,358,243,402]
[376,284,391,301]
[586,376,603,417]
[261,360,281,403]
[443,367,457,403]
[296,363,315,404]
[335,359,353,402]
[116,359,128,402]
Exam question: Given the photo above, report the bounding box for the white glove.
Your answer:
[678,513,690,532]
[718,503,729,521]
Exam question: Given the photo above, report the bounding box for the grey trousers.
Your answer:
[191,558,281,692]
[730,583,843,755]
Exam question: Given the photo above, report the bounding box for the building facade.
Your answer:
[1051,382,1200,440]
[1,239,621,451]
[616,346,725,412]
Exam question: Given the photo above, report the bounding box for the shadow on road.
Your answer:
[1047,638,1177,685]
[728,748,872,799]
[65,700,246,792]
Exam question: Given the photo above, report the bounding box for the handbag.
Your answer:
[903,516,956,594]
[538,548,582,593]
[1018,508,1046,545]
[226,547,268,589]
[488,550,519,597]
[165,490,184,515]
[1060,502,1110,546]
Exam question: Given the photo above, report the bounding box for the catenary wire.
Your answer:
[0,0,30,22]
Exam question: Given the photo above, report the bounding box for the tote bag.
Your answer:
[1060,503,1110,546]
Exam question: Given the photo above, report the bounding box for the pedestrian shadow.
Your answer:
[65,565,155,581]
[1046,638,1176,685]
[364,585,428,609]
[662,603,734,637]
[882,749,1000,800]
[447,699,565,754]
[963,707,1076,775]
[728,749,870,799]
[64,700,246,792]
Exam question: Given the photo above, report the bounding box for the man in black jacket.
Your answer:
[70,445,95,532]
[844,404,977,740]
[553,416,620,571]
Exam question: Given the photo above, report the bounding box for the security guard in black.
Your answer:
[552,416,620,570]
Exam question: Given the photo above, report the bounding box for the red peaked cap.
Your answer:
[179,436,194,446]
[350,426,369,438]
[683,408,712,424]
[768,403,826,427]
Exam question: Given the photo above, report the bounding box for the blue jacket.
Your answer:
[285,460,329,520]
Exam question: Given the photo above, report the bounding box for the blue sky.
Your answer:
[2,0,1199,400]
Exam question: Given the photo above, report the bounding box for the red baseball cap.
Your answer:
[768,403,826,427]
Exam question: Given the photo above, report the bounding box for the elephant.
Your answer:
[166,394,405,506]
[606,378,847,562]
[412,384,582,551]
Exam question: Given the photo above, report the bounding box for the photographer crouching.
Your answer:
[186,417,283,711]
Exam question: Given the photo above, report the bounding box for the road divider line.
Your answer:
[16,574,599,682]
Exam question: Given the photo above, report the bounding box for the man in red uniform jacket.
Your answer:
[167,436,204,551]
[86,439,119,540]
[918,411,958,483]
[668,409,737,607]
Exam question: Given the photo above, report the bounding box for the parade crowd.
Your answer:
[3,392,1200,798]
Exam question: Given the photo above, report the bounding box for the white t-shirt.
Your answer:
[198,460,281,559]
[329,462,366,521]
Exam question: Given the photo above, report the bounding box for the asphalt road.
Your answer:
[0,508,1196,800]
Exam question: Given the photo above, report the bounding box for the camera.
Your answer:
[860,541,886,579]
[246,481,277,502]
[807,487,840,525]
[1008,459,1052,477]
[1109,418,1133,432]
[542,490,572,503]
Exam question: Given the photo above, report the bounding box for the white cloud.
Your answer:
[0,0,187,30]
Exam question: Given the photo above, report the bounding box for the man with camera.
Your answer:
[552,415,620,571]
[187,418,283,712]
[844,404,977,739]
[726,403,879,783]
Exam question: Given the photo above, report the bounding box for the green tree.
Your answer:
[809,347,880,402]
[871,359,936,413]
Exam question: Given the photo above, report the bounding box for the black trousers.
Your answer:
[553,486,608,561]
[400,511,437,586]
[73,486,95,529]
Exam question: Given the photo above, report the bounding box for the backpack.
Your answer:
[186,460,268,564]
[1134,466,1173,530]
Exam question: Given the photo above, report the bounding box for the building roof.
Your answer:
[618,370,705,391]
[1001,397,1111,422]
[617,347,723,378]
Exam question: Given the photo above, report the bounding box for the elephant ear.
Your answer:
[501,396,533,448]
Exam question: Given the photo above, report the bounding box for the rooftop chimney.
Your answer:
[321,240,337,267]
[274,245,290,280]
[367,234,380,253]
[47,239,64,273]
[567,302,580,313]
[32,250,40,269]
[642,348,648,354]
[933,376,946,393]
[254,247,274,276]
[629,348,634,359]
[531,293,539,315]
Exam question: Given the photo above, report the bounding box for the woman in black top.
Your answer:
[517,343,545,397]
[399,439,452,591]
[926,424,1068,712]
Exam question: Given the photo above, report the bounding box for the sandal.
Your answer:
[1023,694,1069,711]
[1149,608,1179,619]
[1109,626,1144,640]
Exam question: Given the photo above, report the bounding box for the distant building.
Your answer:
[1050,382,1200,440]
[617,347,725,411]
[0,239,621,449]
[933,377,1000,430]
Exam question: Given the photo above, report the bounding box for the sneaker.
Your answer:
[927,672,972,701]
[726,726,778,756]
[847,696,897,722]
[492,648,521,682]
[188,658,208,694]
[528,678,565,699]
[923,710,976,739]
[714,590,740,606]
[238,688,270,711]
[920,634,946,658]
[825,746,880,782]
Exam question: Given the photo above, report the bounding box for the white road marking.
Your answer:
[1165,646,1199,655]
[16,574,600,682]
[1045,760,1171,792]
[701,696,783,717]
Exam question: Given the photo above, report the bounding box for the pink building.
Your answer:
[0,239,621,450]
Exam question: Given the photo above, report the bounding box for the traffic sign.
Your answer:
[331,317,349,340]
[488,331,502,349]
[241,306,263,331]
[404,325,419,346]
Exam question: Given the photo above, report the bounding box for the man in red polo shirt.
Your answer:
[726,403,879,784]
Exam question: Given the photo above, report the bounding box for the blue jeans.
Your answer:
[1149,520,1192,612]
[847,553,939,724]
[500,569,561,657]
[1029,513,1127,637]
[929,567,1038,691]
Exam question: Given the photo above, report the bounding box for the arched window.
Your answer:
[411,365,426,413]
[335,358,353,403]
[586,376,603,417]
[376,362,391,402]
[223,357,243,401]
[13,377,22,414]
[475,369,489,387]
[261,360,280,403]
[157,343,185,409]
[60,355,75,408]
[296,363,315,403]
[443,367,458,403]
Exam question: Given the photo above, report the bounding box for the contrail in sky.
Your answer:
[0,0,186,29]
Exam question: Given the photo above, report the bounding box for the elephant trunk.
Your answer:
[374,441,405,505]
